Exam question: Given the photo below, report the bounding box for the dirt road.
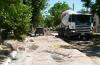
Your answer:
[8,35,98,65]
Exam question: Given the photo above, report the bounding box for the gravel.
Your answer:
[3,35,97,65]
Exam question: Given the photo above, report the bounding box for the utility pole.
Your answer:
[73,3,75,11]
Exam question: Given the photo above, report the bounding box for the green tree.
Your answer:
[0,0,32,39]
[92,0,100,23]
[95,0,100,16]
[81,0,93,12]
[49,2,69,27]
[44,15,54,27]
[31,0,48,27]
[81,0,100,21]
[23,0,32,5]
[78,9,88,13]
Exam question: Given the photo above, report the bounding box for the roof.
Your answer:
[62,10,92,15]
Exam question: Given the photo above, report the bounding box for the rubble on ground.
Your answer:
[1,35,99,65]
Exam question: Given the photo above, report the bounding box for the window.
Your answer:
[69,14,92,25]
[69,14,77,22]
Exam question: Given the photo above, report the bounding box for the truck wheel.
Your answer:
[85,36,91,40]
[79,35,85,40]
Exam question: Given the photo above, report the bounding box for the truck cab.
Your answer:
[58,10,93,40]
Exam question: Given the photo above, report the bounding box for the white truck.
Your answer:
[58,10,94,40]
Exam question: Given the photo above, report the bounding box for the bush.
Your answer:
[0,1,32,39]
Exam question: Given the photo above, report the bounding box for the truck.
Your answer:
[57,10,94,40]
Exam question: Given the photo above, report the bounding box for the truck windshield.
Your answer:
[69,14,92,25]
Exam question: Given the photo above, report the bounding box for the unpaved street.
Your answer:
[7,35,99,65]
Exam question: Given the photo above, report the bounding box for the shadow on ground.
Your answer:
[81,45,100,57]
[55,35,100,57]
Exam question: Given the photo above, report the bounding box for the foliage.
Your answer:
[81,0,100,18]
[31,0,48,27]
[78,9,88,13]
[95,0,100,16]
[23,0,32,5]
[48,2,69,27]
[81,0,93,11]
[91,4,97,14]
[44,15,54,27]
[35,13,45,27]
[0,0,32,39]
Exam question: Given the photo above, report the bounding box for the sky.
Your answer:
[47,0,95,12]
